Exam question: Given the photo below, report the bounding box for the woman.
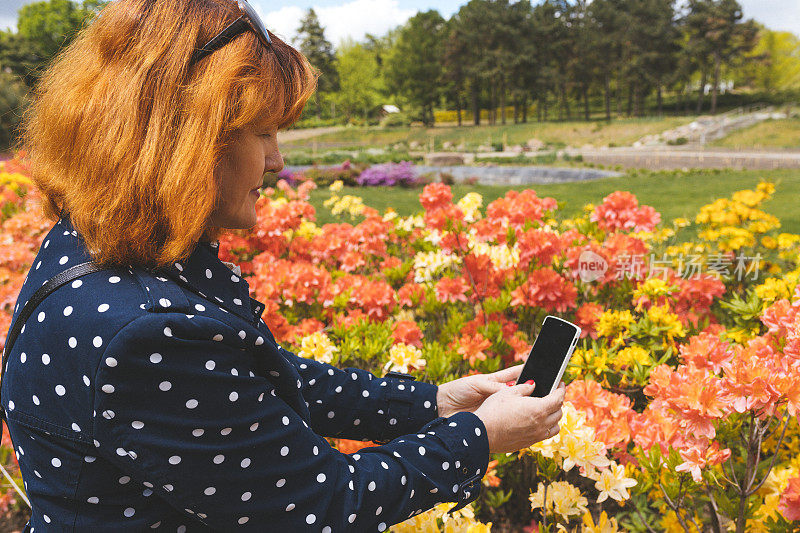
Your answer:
[3,0,565,530]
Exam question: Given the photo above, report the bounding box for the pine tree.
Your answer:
[296,8,338,118]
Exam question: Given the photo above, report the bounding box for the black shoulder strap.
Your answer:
[1,262,112,423]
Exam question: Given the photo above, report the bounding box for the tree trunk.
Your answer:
[627,83,633,116]
[583,84,590,121]
[711,52,721,115]
[500,78,507,125]
[522,94,528,123]
[513,96,519,124]
[696,70,707,115]
[657,83,663,117]
[604,75,611,121]
[472,81,480,126]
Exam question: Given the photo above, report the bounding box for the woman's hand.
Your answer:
[473,381,566,453]
[436,365,524,418]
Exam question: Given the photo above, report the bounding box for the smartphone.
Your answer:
[516,315,582,397]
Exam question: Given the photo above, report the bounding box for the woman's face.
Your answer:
[208,124,283,230]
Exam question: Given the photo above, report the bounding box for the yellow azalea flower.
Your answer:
[755,277,792,303]
[582,510,620,533]
[298,331,338,364]
[589,462,637,503]
[328,179,344,192]
[646,304,685,341]
[658,505,702,533]
[383,343,426,374]
[271,197,289,207]
[457,192,484,223]
[614,345,651,368]
[526,403,611,478]
[529,481,588,521]
[412,250,461,283]
[672,217,690,228]
[328,195,366,219]
[395,215,425,232]
[580,347,611,377]
[595,310,634,341]
[467,233,520,271]
[632,278,676,302]
[761,235,778,249]
[295,220,323,240]
[383,208,398,222]
[777,233,800,250]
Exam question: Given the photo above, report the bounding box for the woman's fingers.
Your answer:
[488,365,524,383]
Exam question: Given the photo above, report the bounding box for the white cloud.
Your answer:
[739,0,800,37]
[260,0,415,48]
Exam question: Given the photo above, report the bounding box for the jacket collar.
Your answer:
[159,240,265,324]
[56,214,264,325]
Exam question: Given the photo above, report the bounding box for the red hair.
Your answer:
[16,0,317,269]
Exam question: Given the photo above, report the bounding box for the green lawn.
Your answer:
[711,118,800,150]
[307,168,800,233]
[284,116,693,152]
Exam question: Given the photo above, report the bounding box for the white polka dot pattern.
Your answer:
[0,216,490,530]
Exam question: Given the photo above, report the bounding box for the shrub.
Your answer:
[356,161,420,187]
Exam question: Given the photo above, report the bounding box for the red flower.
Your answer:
[435,276,470,304]
[392,320,424,348]
[575,302,603,339]
[590,191,661,233]
[456,332,492,367]
[397,282,426,308]
[485,189,557,230]
[779,474,800,521]
[517,229,563,269]
[419,183,453,211]
[510,268,577,313]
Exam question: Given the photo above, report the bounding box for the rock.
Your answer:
[526,138,545,151]
[442,141,454,150]
[424,153,466,166]
[409,141,421,150]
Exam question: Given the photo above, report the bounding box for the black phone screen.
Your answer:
[517,317,578,397]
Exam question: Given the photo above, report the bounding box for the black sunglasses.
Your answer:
[190,0,274,66]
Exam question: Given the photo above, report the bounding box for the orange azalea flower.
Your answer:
[463,253,504,300]
[678,332,736,374]
[457,332,492,367]
[575,302,603,339]
[349,279,396,321]
[517,229,563,269]
[778,474,800,521]
[397,282,426,308]
[424,203,465,232]
[485,189,557,230]
[337,309,371,329]
[392,320,424,348]
[510,268,577,313]
[591,191,661,233]
[380,257,402,270]
[435,276,470,304]
[419,182,453,212]
[340,250,366,272]
[334,439,378,454]
[482,460,501,487]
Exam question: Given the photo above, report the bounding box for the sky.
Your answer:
[1,0,798,47]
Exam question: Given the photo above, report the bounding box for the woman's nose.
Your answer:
[266,153,284,175]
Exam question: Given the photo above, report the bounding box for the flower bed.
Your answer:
[1,153,800,531]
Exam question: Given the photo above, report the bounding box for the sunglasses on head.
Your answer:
[190,0,276,66]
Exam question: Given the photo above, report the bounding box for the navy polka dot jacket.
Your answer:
[2,215,490,532]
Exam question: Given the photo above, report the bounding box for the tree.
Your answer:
[684,0,758,113]
[333,39,382,123]
[733,28,800,92]
[384,10,445,126]
[0,0,108,89]
[296,9,338,119]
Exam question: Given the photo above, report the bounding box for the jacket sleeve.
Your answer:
[276,345,440,442]
[92,313,490,531]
